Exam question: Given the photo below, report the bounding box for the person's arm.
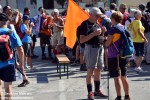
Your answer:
[57,18,64,29]
[80,30,102,44]
[10,11,19,25]
[138,28,148,43]
[23,24,33,35]
[105,35,113,48]
[16,46,24,68]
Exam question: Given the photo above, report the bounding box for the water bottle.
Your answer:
[18,71,22,80]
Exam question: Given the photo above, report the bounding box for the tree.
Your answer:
[55,0,66,8]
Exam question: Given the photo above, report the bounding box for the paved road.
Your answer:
[1,38,150,100]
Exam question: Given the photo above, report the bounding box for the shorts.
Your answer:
[40,34,51,45]
[51,31,64,46]
[84,44,104,69]
[23,43,31,57]
[108,57,127,78]
[0,65,16,82]
[133,42,145,57]
[32,35,37,42]
[80,46,85,54]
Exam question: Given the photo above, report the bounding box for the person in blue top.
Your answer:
[0,13,27,99]
[20,15,34,69]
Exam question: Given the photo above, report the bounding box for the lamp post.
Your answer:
[6,0,8,6]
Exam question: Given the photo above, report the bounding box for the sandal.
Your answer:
[18,80,30,87]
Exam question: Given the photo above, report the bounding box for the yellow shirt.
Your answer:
[132,20,145,43]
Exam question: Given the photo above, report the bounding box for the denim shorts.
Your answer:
[133,42,145,57]
[0,65,16,82]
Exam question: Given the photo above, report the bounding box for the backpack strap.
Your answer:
[127,16,132,23]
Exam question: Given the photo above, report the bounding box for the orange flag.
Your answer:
[64,0,89,48]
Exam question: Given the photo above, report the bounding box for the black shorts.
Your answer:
[133,42,145,57]
[23,43,31,57]
[0,65,16,82]
[40,34,51,45]
[32,35,37,42]
[108,57,127,78]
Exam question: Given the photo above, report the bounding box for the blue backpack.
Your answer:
[113,25,134,59]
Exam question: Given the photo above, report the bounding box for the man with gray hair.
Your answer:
[79,7,107,100]
[51,9,65,54]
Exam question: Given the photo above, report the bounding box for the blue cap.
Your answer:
[23,15,30,21]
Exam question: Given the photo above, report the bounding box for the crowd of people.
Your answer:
[0,1,150,100]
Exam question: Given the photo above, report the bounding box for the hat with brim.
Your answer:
[90,7,103,15]
[23,15,30,21]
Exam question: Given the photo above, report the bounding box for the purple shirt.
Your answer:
[107,25,124,58]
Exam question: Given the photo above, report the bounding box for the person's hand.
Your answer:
[92,28,102,36]
[30,22,34,27]
[144,38,148,44]
[52,23,58,27]
[102,26,107,34]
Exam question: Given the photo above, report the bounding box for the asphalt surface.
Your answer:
[1,38,150,100]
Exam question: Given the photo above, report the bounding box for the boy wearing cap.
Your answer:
[0,13,23,99]
[20,15,34,73]
[79,7,107,100]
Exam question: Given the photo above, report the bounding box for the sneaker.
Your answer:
[94,90,108,97]
[80,66,87,71]
[134,67,144,72]
[42,56,48,60]
[31,55,39,59]
[88,92,94,100]
[115,97,122,100]
[124,98,131,100]
[18,80,30,87]
[70,63,79,66]
[24,65,30,69]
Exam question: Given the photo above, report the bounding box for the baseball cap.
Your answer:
[0,13,9,21]
[129,9,137,18]
[23,15,30,21]
[90,7,102,15]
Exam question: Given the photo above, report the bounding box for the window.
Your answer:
[43,0,54,9]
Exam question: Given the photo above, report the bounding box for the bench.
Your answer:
[56,54,70,79]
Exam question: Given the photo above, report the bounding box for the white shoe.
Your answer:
[134,67,144,72]
[24,65,30,69]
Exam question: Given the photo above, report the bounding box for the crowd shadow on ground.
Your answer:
[26,46,150,83]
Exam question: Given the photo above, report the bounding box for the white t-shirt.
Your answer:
[105,10,115,18]
[125,17,135,28]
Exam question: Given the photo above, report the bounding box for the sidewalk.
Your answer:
[1,38,150,100]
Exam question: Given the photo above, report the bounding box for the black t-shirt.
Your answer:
[143,10,150,32]
[78,20,103,45]
[77,25,85,47]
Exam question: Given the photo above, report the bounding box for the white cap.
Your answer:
[129,9,137,18]
[53,9,59,14]
[89,7,102,15]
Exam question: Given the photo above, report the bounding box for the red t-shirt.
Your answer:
[122,12,129,25]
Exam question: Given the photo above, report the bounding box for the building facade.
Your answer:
[0,0,149,17]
